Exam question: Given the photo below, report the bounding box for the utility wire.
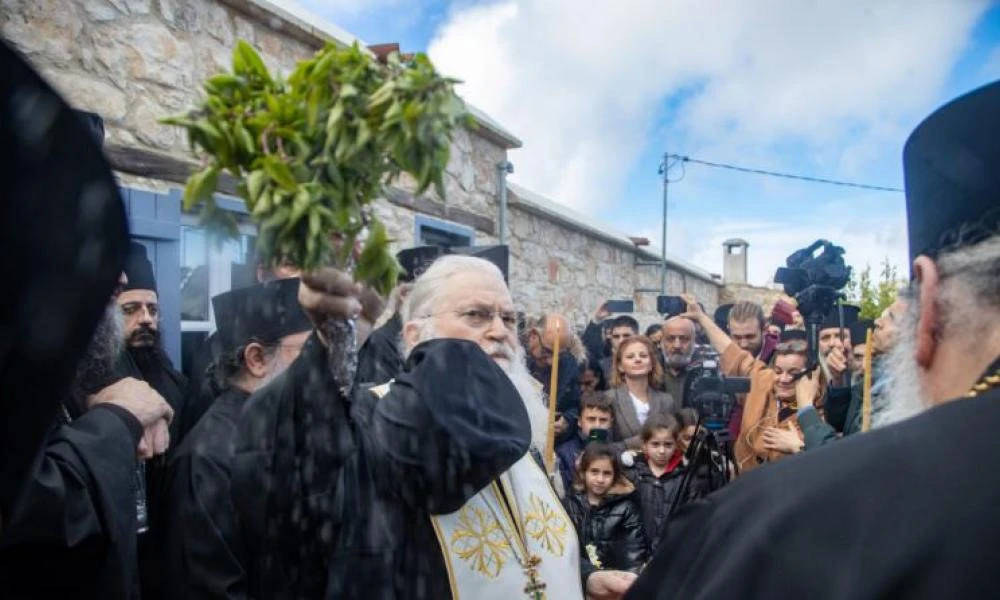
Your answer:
[666,153,904,193]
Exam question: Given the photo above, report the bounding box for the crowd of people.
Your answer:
[2,37,1000,600]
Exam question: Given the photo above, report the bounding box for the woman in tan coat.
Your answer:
[606,336,678,450]
[725,330,824,473]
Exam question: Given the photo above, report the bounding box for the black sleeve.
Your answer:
[163,452,247,600]
[619,498,650,572]
[823,385,854,433]
[362,338,532,514]
[0,408,139,583]
[799,406,839,450]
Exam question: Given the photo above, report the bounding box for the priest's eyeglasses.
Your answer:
[427,307,518,330]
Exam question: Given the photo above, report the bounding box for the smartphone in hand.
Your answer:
[604,299,634,314]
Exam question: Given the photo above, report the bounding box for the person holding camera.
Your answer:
[678,297,823,473]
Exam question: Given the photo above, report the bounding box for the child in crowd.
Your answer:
[555,393,614,493]
[677,407,699,454]
[623,414,696,553]
[563,444,649,576]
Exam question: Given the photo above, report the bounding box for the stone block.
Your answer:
[203,2,235,46]
[232,15,256,44]
[81,0,125,21]
[1,1,85,68]
[130,95,179,149]
[42,70,129,121]
[159,0,201,33]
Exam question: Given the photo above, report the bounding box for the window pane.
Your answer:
[230,234,259,290]
[180,225,209,321]
[420,226,471,249]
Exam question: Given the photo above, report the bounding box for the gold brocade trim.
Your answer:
[966,373,1000,398]
[429,513,461,599]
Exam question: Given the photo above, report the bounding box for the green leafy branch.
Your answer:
[161,40,469,294]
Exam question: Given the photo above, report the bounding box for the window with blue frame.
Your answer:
[414,214,475,248]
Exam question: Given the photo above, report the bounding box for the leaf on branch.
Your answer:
[183,166,219,212]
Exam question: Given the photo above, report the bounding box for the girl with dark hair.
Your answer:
[623,414,697,552]
[563,444,649,577]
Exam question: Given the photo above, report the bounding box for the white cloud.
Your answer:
[424,0,989,283]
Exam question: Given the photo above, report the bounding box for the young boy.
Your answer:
[623,414,691,552]
[556,393,614,494]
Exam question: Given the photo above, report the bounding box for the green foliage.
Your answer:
[162,40,468,294]
[847,257,906,320]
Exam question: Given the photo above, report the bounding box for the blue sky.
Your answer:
[297,0,1000,285]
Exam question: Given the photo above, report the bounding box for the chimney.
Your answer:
[722,238,749,284]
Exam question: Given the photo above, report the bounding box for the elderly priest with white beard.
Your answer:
[626,80,1000,599]
[232,254,636,600]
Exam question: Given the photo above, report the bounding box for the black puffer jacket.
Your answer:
[563,480,649,574]
[623,457,696,553]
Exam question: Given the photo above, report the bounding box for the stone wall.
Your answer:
[1,0,508,237]
[3,0,720,331]
[719,283,789,315]
[506,201,719,330]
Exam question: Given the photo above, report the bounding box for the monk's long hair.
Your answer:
[610,336,663,388]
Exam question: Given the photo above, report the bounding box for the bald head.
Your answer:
[529,313,571,366]
[661,316,696,369]
[540,313,571,348]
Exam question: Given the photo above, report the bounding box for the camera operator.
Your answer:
[799,299,907,448]
[678,297,823,473]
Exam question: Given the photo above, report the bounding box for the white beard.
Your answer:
[416,321,549,452]
[874,301,929,428]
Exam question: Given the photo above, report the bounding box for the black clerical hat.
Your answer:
[396,244,511,284]
[396,246,449,282]
[820,304,860,330]
[212,278,312,351]
[0,40,127,510]
[779,329,808,343]
[714,304,733,333]
[849,319,874,348]
[123,242,157,292]
[452,245,510,284]
[903,80,1000,263]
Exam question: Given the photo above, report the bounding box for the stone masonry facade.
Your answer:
[2,0,720,330]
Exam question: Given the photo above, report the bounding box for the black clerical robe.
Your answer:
[355,313,404,387]
[626,360,1000,599]
[231,334,530,599]
[163,388,250,600]
[117,347,189,600]
[0,405,144,599]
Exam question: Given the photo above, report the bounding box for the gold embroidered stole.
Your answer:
[429,454,582,599]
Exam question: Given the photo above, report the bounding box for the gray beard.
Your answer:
[72,304,125,401]
[874,301,928,428]
[414,322,549,452]
[665,349,693,369]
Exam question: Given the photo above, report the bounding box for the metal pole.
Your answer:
[497,161,513,245]
[660,152,669,293]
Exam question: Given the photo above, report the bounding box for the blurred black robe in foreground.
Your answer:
[626,361,1000,599]
[354,313,404,387]
[0,38,137,599]
[231,334,530,599]
[162,388,251,600]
